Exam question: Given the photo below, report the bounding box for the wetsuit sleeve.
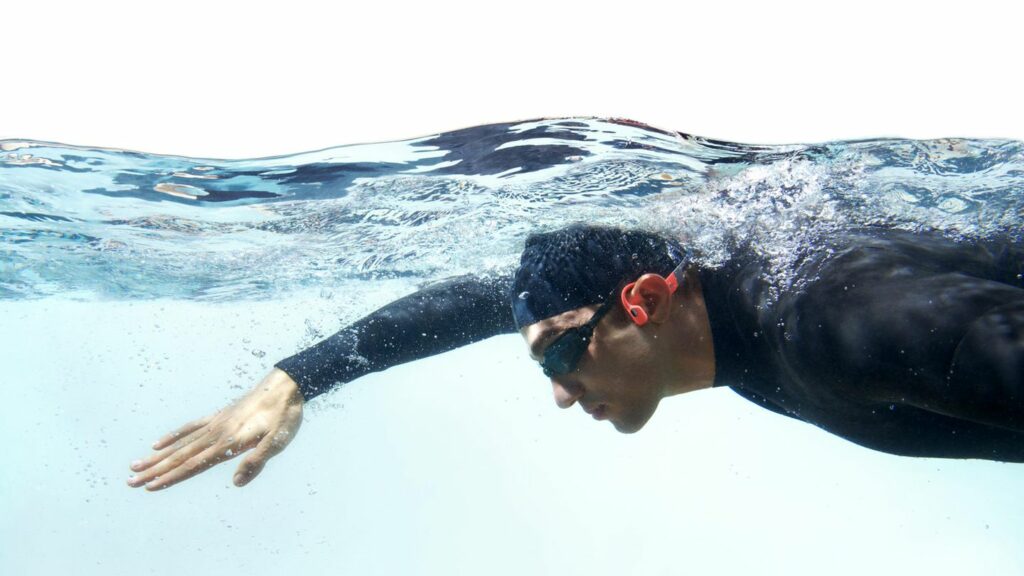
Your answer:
[943,300,1024,430]
[791,246,1024,433]
[273,274,516,400]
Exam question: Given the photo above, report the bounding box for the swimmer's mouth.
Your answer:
[584,404,608,420]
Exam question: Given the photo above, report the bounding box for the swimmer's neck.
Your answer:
[662,267,716,397]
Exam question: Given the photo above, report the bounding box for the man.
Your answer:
[127,224,1024,491]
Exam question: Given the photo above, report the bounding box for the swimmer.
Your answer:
[128,224,1024,491]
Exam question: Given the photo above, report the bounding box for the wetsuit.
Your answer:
[275,228,1024,462]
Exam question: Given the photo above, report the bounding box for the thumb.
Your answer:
[233,435,279,487]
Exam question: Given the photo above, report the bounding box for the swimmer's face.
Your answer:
[521,304,663,433]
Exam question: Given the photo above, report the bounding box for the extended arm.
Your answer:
[129,273,515,491]
[275,273,516,400]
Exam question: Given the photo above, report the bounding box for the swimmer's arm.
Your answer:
[128,275,513,491]
[936,299,1024,432]
[809,269,1024,432]
[274,274,516,400]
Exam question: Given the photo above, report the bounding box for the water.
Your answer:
[2,117,1023,575]
[3,117,1021,302]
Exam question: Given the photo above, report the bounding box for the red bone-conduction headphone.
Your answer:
[619,261,687,326]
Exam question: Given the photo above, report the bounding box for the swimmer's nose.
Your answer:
[551,378,583,409]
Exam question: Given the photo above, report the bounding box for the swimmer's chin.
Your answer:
[610,417,650,434]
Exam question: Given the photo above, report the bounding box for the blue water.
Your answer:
[2,117,1024,575]
[3,117,1022,301]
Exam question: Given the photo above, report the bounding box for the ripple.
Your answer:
[154,183,208,200]
[1,119,1021,300]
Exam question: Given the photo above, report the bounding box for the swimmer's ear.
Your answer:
[620,274,673,326]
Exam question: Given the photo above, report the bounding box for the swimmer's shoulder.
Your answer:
[818,227,1022,285]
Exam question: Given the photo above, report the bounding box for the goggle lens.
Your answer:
[541,330,590,377]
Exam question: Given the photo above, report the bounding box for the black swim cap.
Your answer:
[511,224,686,328]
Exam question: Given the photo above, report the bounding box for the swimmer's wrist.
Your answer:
[264,368,304,403]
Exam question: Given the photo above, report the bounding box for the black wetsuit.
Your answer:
[275,229,1024,462]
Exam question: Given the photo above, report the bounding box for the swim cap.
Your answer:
[511,225,686,328]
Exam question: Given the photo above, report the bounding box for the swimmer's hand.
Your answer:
[127,368,303,491]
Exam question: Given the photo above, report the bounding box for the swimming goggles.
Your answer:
[538,261,687,377]
[539,297,616,377]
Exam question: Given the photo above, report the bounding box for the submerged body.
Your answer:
[109,119,1024,491]
[705,229,1024,460]
[276,227,1024,461]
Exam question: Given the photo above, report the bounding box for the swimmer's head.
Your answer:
[513,225,694,434]
[511,224,686,328]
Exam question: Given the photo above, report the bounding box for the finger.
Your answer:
[151,415,214,451]
[232,432,285,487]
[127,431,214,488]
[143,441,242,492]
[130,426,208,473]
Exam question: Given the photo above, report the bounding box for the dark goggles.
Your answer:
[539,297,616,377]
[536,260,688,378]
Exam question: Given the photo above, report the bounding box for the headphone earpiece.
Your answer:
[626,304,649,326]
[620,282,649,326]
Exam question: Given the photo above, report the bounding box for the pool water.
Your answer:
[2,118,1022,575]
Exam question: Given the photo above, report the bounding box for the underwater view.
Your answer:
[2,117,1023,574]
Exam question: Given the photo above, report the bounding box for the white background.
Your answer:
[3,0,1023,155]
[2,1,1023,575]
